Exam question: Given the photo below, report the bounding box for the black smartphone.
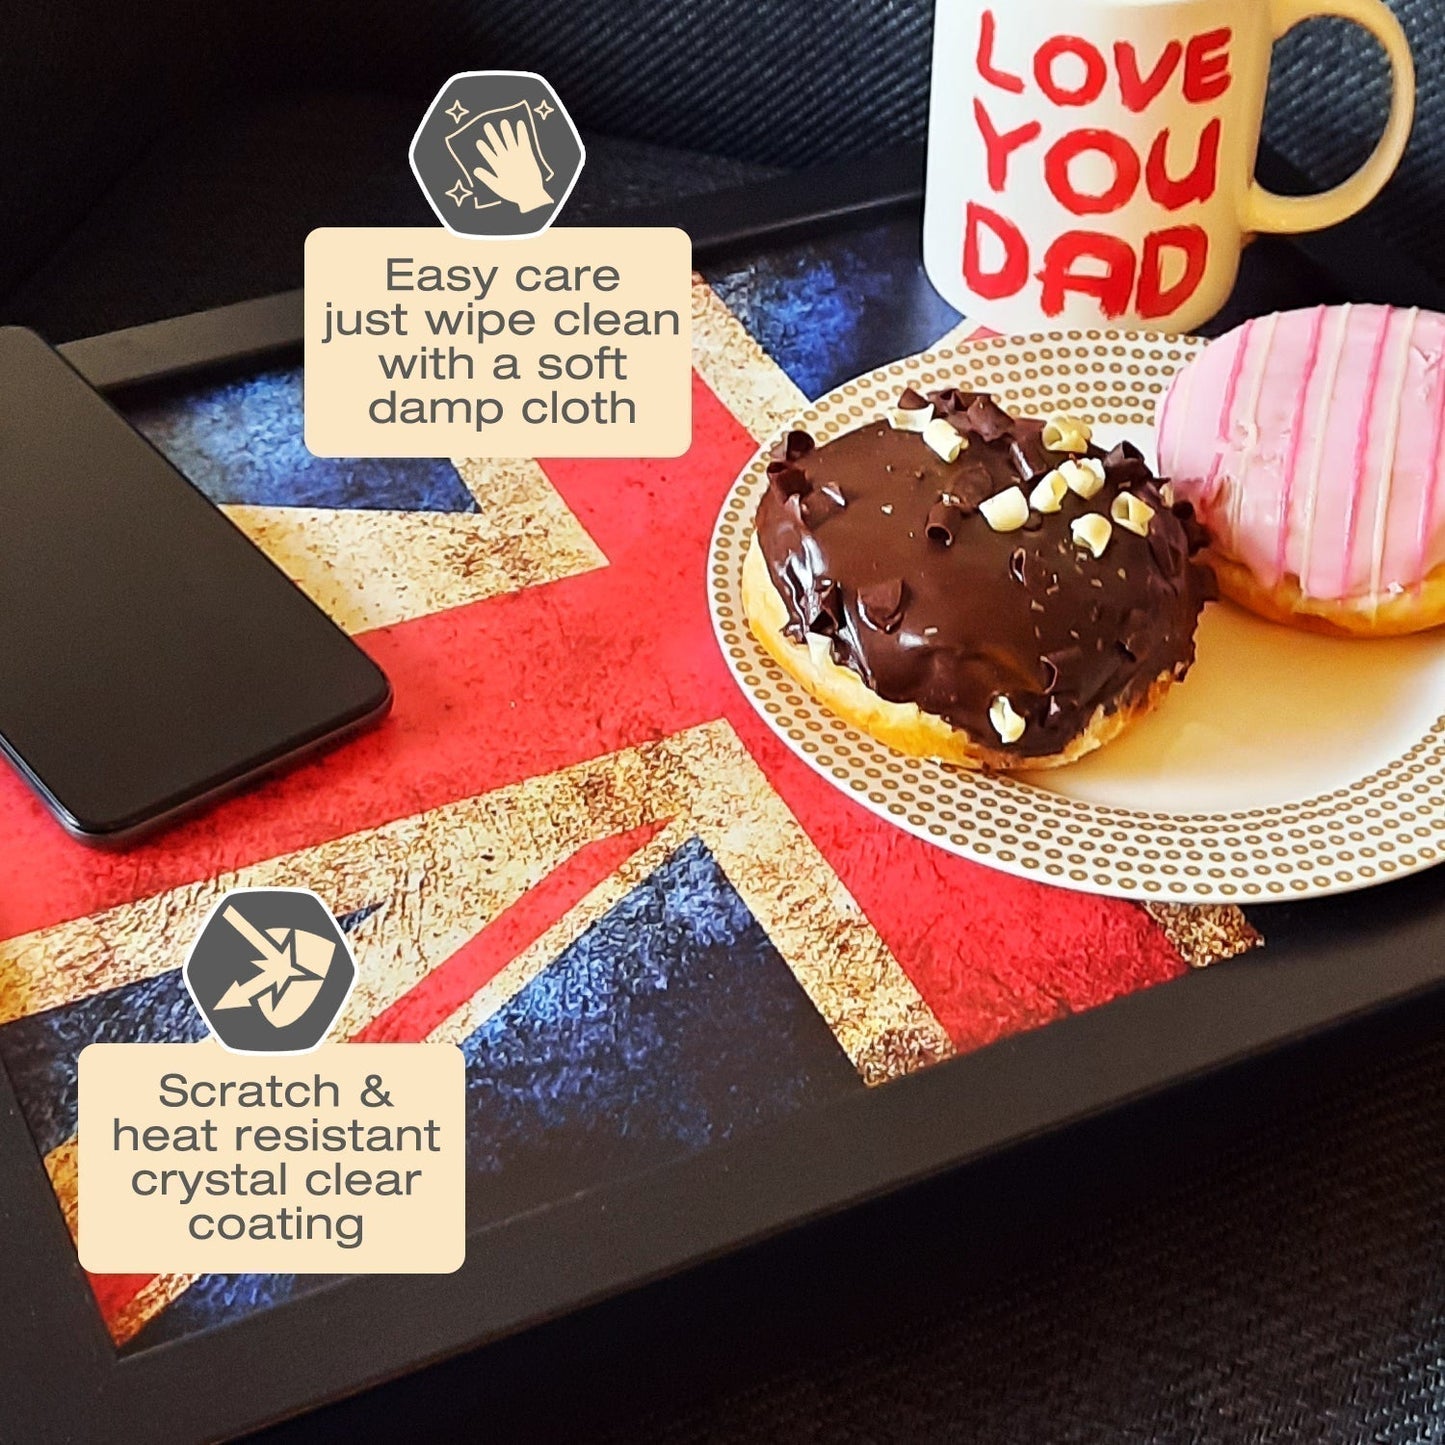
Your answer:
[0,326,392,843]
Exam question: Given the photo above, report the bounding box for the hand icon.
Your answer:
[472,119,553,214]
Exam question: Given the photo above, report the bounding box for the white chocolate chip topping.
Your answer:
[889,402,934,433]
[1070,513,1112,558]
[1028,469,1069,513]
[988,694,1026,744]
[1110,492,1155,536]
[922,417,966,463]
[978,486,1030,532]
[1041,415,1092,453]
[1059,457,1106,499]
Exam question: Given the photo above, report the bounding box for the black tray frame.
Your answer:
[3,144,1445,1443]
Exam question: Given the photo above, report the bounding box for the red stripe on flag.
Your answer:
[0,372,1188,1056]
[353,818,671,1044]
[44,363,1191,1350]
[78,817,673,1347]
[0,375,749,934]
[85,1272,155,1338]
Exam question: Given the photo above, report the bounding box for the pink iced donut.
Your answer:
[1156,304,1445,636]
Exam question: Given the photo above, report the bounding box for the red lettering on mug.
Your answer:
[964,201,1030,299]
[976,9,1025,93]
[973,99,1043,191]
[1183,28,1232,102]
[1033,36,1108,106]
[1036,231,1137,318]
[1136,225,1209,317]
[1044,129,1141,215]
[1146,120,1221,209]
[954,14,1235,322]
[1114,39,1183,113]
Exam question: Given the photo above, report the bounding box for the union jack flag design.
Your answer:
[0,278,1255,1350]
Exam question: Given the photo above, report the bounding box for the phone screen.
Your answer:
[0,327,391,840]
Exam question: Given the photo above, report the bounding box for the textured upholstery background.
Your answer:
[256,984,1445,1445]
[1,0,1438,328]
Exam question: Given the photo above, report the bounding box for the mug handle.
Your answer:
[1244,0,1415,234]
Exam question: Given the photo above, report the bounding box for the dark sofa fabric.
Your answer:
[254,984,1445,1445]
[1,92,775,341]
[1,0,1438,340]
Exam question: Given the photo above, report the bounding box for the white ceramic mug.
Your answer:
[923,0,1415,334]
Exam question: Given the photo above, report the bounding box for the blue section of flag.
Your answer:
[125,839,860,1352]
[0,905,383,1159]
[125,367,478,513]
[133,1272,304,1346]
[0,971,208,1158]
[706,223,961,400]
[459,835,860,1230]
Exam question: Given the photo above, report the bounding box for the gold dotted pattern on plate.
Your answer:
[708,333,1445,902]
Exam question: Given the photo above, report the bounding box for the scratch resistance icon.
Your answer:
[184,888,357,1053]
[213,903,337,1028]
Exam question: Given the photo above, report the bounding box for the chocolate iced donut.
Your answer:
[744,387,1215,769]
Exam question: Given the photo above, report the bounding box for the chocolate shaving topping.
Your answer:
[965,394,1015,442]
[926,500,964,545]
[809,577,844,635]
[1120,606,1153,661]
[928,387,980,416]
[1171,501,1211,555]
[1148,522,1177,573]
[767,461,810,501]
[1044,645,1083,682]
[1008,418,1053,480]
[1006,440,1037,483]
[775,429,814,463]
[801,485,843,526]
[897,387,929,411]
[953,463,991,510]
[859,577,907,633]
[753,388,1212,757]
[1102,441,1153,489]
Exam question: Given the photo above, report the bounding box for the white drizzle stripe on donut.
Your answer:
[1339,306,1394,600]
[1228,310,1279,543]
[1274,305,1328,585]
[1207,317,1254,509]
[1363,307,1419,613]
[1297,304,1353,598]
[1416,331,1445,596]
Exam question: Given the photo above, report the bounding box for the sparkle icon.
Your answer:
[534,100,554,121]
[445,100,469,124]
[446,179,472,206]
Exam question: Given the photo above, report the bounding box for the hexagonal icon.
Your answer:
[410,71,585,239]
[183,887,357,1054]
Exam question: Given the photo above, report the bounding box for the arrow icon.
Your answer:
[213,904,332,1016]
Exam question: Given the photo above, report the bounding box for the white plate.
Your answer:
[709,331,1445,903]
